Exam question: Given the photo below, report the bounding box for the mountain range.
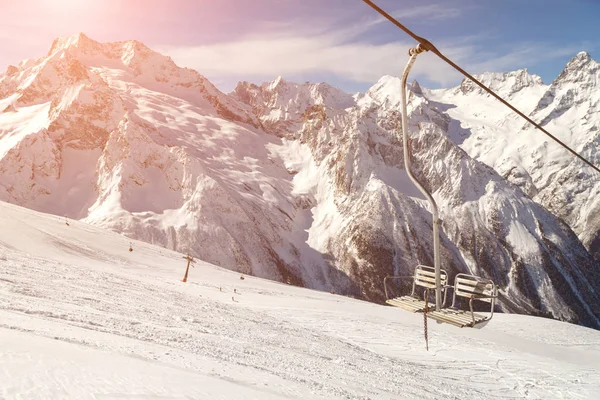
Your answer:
[0,33,598,328]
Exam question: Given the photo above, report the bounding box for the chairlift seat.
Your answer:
[426,273,497,328]
[384,265,448,312]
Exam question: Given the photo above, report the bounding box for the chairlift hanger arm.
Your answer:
[361,0,600,175]
[398,50,444,311]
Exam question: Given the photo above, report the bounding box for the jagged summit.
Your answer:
[359,75,403,108]
[48,33,101,55]
[266,75,285,90]
[569,51,592,65]
[0,34,258,150]
[534,50,599,115]
[48,32,154,59]
[457,69,544,97]
[232,75,354,126]
[358,76,425,110]
[43,33,188,84]
[409,80,423,95]
[555,50,598,84]
[564,51,595,72]
[261,76,350,100]
[3,65,19,77]
[370,74,401,90]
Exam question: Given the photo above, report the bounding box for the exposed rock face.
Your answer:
[0,34,598,327]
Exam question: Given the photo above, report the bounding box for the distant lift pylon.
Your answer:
[384,44,498,328]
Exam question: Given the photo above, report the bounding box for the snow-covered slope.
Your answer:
[0,34,599,328]
[1,201,599,399]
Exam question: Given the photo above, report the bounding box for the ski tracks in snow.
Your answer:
[271,306,599,399]
[1,247,599,399]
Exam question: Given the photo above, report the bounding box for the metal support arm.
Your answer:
[399,44,442,311]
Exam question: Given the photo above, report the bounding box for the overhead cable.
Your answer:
[362,0,600,175]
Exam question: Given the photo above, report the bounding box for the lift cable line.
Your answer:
[361,0,600,175]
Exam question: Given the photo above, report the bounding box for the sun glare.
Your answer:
[21,0,117,39]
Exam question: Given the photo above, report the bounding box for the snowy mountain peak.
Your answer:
[371,75,401,90]
[232,77,353,129]
[533,51,599,116]
[358,75,424,110]
[48,33,100,55]
[410,80,423,95]
[568,51,592,66]
[260,76,350,104]
[119,39,169,71]
[46,33,184,83]
[3,65,19,77]
[457,69,544,97]
[555,51,598,84]
[48,32,151,61]
[267,75,285,90]
[374,74,399,85]
[360,75,403,108]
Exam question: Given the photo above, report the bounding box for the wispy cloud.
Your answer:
[158,35,461,88]
[0,0,591,95]
[151,4,583,91]
[157,20,470,90]
[351,3,463,36]
[463,42,588,78]
[149,3,470,90]
[390,4,462,21]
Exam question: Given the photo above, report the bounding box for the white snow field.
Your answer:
[0,201,599,399]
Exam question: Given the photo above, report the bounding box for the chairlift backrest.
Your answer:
[453,273,496,303]
[413,265,448,290]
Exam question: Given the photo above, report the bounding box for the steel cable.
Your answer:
[362,0,600,175]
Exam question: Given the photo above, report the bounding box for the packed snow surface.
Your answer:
[0,201,599,399]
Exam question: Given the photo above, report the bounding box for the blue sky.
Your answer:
[0,0,597,93]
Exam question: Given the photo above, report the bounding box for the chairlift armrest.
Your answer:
[383,275,415,301]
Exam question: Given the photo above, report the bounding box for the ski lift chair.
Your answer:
[378,40,499,332]
[426,273,497,328]
[384,265,449,312]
